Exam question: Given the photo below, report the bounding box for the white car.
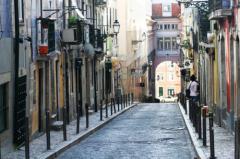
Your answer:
[159,96,178,103]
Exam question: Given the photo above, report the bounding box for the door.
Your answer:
[159,87,163,97]
[14,75,27,147]
[38,69,43,132]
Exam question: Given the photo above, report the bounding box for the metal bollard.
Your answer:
[202,107,207,146]
[198,105,202,139]
[110,98,113,115]
[46,110,51,150]
[100,100,103,121]
[235,119,240,159]
[117,96,120,112]
[194,103,198,132]
[105,98,108,118]
[85,103,89,128]
[128,94,131,106]
[0,137,1,159]
[184,95,187,114]
[209,112,216,159]
[125,94,128,107]
[123,95,125,108]
[76,104,80,134]
[131,93,134,104]
[189,99,192,121]
[25,117,30,159]
[63,106,67,140]
[113,98,116,113]
[121,95,123,109]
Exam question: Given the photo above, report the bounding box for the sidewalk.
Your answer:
[4,102,138,159]
[179,103,234,159]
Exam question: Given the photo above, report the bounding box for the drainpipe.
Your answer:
[93,0,97,112]
[13,0,20,145]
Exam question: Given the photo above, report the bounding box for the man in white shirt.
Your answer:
[188,75,199,102]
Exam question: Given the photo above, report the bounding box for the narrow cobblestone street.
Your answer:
[58,103,196,159]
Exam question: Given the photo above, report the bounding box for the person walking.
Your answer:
[187,75,199,102]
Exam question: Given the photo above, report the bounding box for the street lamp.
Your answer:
[113,20,120,35]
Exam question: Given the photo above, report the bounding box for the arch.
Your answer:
[154,60,181,99]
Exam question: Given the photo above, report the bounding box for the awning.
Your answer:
[84,43,95,57]
[71,0,86,20]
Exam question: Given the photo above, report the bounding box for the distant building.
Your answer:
[152,0,181,98]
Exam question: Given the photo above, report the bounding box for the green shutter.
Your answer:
[159,87,163,97]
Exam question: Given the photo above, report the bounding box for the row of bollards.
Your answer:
[99,93,134,121]
[186,95,216,159]
[22,93,134,159]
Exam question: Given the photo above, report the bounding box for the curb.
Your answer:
[178,102,207,159]
[40,103,138,159]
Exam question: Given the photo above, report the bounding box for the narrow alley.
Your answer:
[58,103,196,159]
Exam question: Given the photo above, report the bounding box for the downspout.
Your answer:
[93,0,98,112]
[13,0,20,144]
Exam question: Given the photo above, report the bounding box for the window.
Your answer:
[0,84,7,132]
[164,24,171,30]
[158,38,164,50]
[168,89,175,96]
[159,87,163,97]
[157,74,164,81]
[163,5,171,12]
[47,20,55,52]
[168,73,174,81]
[168,62,174,68]
[172,37,177,50]
[164,24,168,30]
[164,37,171,50]
[171,24,178,30]
[159,24,163,30]
[175,24,178,30]
[160,74,164,80]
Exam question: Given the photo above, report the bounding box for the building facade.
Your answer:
[0,0,121,156]
[117,0,154,101]
[152,0,182,99]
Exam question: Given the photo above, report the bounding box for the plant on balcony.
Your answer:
[68,16,78,28]
[181,39,192,49]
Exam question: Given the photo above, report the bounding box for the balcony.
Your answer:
[209,0,232,20]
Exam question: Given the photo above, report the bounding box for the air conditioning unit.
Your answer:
[62,28,81,44]
[184,59,193,69]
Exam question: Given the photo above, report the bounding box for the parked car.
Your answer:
[159,96,178,103]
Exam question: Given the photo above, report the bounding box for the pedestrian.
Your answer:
[187,75,199,102]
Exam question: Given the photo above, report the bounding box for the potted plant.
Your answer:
[68,16,78,28]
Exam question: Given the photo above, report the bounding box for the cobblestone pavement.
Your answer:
[58,103,197,159]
